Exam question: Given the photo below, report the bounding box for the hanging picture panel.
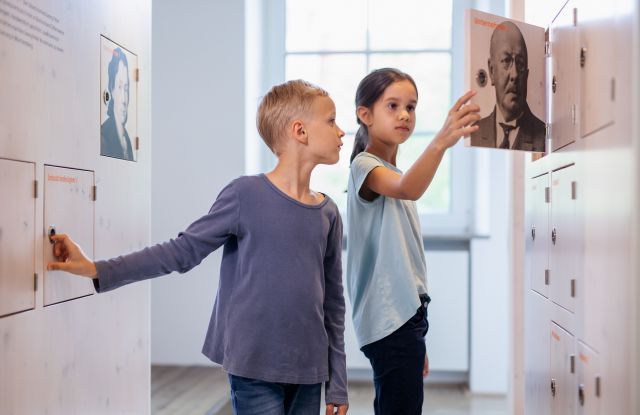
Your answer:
[43,165,95,306]
[100,36,138,162]
[464,9,546,153]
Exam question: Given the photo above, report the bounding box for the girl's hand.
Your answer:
[434,90,481,150]
[47,234,98,278]
[423,350,430,378]
[326,403,349,414]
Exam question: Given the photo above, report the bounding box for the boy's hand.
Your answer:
[326,403,348,414]
[47,234,98,278]
[433,90,481,150]
[423,349,430,378]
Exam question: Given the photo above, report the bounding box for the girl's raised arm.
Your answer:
[364,91,480,201]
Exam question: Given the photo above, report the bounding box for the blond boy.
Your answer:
[49,80,349,415]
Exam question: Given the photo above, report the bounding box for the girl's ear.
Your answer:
[357,106,373,127]
[291,119,308,145]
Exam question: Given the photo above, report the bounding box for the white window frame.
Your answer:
[248,0,501,237]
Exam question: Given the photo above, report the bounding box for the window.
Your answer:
[257,0,474,235]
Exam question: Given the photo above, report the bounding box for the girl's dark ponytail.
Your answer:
[350,68,418,164]
[350,125,369,163]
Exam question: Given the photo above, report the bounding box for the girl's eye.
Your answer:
[407,105,415,112]
[388,103,397,110]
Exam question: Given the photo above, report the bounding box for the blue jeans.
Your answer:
[228,374,321,415]
[361,295,431,415]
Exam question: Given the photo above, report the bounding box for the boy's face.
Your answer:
[303,96,345,165]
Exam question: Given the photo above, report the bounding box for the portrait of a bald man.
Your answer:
[470,21,545,152]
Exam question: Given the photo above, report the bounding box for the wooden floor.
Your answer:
[151,365,508,415]
[151,365,230,415]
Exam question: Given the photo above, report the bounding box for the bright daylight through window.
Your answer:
[285,0,455,217]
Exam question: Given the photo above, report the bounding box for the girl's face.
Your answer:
[364,80,417,145]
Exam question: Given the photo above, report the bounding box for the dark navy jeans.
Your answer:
[361,295,431,415]
[228,374,321,415]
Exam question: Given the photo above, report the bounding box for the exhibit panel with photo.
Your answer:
[464,9,546,153]
[100,36,138,161]
[0,0,151,412]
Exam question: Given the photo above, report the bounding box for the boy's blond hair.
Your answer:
[257,80,329,154]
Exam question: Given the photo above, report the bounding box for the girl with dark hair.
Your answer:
[346,68,480,414]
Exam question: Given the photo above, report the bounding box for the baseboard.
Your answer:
[347,368,469,385]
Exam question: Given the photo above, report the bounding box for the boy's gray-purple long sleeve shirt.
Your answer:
[93,174,348,405]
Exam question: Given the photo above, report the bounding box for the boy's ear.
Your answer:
[357,106,372,127]
[291,119,308,145]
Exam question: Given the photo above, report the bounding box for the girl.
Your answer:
[346,68,479,414]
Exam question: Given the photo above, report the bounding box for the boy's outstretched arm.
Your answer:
[48,234,97,277]
[323,211,348,413]
[46,180,240,293]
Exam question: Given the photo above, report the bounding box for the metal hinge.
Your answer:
[545,123,550,140]
[545,269,550,285]
[571,279,576,297]
[573,8,578,26]
[571,105,577,125]
[545,41,550,57]
[34,273,38,291]
[570,354,576,373]
[92,186,97,201]
[33,180,38,198]
[545,187,550,203]
[545,29,550,57]
[135,136,140,150]
[611,78,616,101]
[571,181,577,200]
[595,376,601,397]
[135,68,140,82]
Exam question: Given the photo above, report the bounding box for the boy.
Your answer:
[48,80,349,415]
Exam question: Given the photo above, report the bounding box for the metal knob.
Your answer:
[580,47,587,68]
[48,225,56,244]
[551,228,557,245]
[552,75,557,93]
[531,226,536,241]
[551,379,556,397]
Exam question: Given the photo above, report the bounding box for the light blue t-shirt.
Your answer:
[346,152,428,347]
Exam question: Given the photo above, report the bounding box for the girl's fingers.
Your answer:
[458,125,480,136]
[451,90,476,112]
[455,103,481,119]
[455,113,482,129]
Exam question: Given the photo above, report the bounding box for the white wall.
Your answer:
[0,0,152,412]
[151,0,245,365]
[470,149,511,394]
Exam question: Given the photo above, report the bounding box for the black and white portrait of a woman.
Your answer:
[100,37,137,161]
